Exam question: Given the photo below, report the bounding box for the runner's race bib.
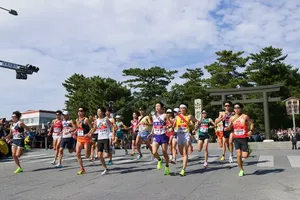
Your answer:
[154,126,164,135]
[200,127,208,133]
[77,129,84,136]
[234,129,245,136]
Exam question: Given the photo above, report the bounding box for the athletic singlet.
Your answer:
[223,112,233,131]
[131,119,138,134]
[11,122,24,140]
[116,121,123,133]
[198,118,210,136]
[233,115,249,138]
[175,114,190,133]
[216,121,223,132]
[153,114,166,135]
[96,118,110,140]
[62,120,72,138]
[107,117,114,133]
[53,120,63,136]
[76,118,90,137]
[138,116,149,132]
[166,119,174,135]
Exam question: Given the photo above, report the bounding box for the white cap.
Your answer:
[115,115,121,119]
[62,111,69,115]
[166,109,172,113]
[173,108,180,113]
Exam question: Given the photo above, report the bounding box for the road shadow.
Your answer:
[248,169,285,176]
[245,160,267,166]
[186,165,237,175]
[31,166,70,172]
[87,166,154,175]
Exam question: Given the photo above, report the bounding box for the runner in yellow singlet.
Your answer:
[173,104,196,176]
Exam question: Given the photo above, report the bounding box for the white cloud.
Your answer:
[0,0,299,118]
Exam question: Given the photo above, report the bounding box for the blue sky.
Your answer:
[0,0,300,118]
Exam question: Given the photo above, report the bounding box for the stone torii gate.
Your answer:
[206,83,284,141]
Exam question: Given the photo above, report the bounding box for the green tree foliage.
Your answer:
[204,50,250,89]
[122,66,177,111]
[61,46,300,132]
[163,68,209,114]
[62,74,131,121]
[245,46,300,130]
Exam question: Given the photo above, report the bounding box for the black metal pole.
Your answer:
[0,7,18,16]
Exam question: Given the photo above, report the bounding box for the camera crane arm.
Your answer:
[0,59,39,80]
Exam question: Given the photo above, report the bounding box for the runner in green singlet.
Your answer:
[114,115,128,155]
[194,110,215,168]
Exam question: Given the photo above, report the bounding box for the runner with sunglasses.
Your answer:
[225,103,254,177]
[215,101,234,163]
[75,107,94,175]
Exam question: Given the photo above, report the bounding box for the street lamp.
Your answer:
[0,6,18,16]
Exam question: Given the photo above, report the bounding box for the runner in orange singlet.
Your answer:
[75,107,94,175]
[225,103,254,177]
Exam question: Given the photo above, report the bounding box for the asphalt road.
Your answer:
[1,145,300,200]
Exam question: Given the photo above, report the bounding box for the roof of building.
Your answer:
[22,110,57,115]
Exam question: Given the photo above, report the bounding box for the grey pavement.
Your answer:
[1,145,300,200]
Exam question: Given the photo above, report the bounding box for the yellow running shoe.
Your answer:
[179,169,185,176]
[239,170,244,177]
[157,158,162,170]
[220,156,225,161]
[77,169,86,175]
[164,166,170,175]
[14,167,23,174]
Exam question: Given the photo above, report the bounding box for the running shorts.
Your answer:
[152,134,169,145]
[198,135,210,142]
[177,132,191,145]
[12,139,25,148]
[223,131,231,139]
[131,133,137,141]
[97,139,110,153]
[138,131,150,141]
[216,131,223,139]
[52,135,61,140]
[233,138,248,152]
[77,136,91,144]
[61,138,74,149]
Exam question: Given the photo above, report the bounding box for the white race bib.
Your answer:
[200,127,208,133]
[97,129,109,139]
[154,126,164,135]
[234,129,245,136]
[54,128,61,133]
[77,129,84,136]
[62,128,71,138]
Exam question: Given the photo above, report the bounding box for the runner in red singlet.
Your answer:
[165,109,174,160]
[225,103,254,177]
[127,111,139,156]
[48,110,63,165]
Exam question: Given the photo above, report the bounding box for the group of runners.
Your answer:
[3,100,254,177]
